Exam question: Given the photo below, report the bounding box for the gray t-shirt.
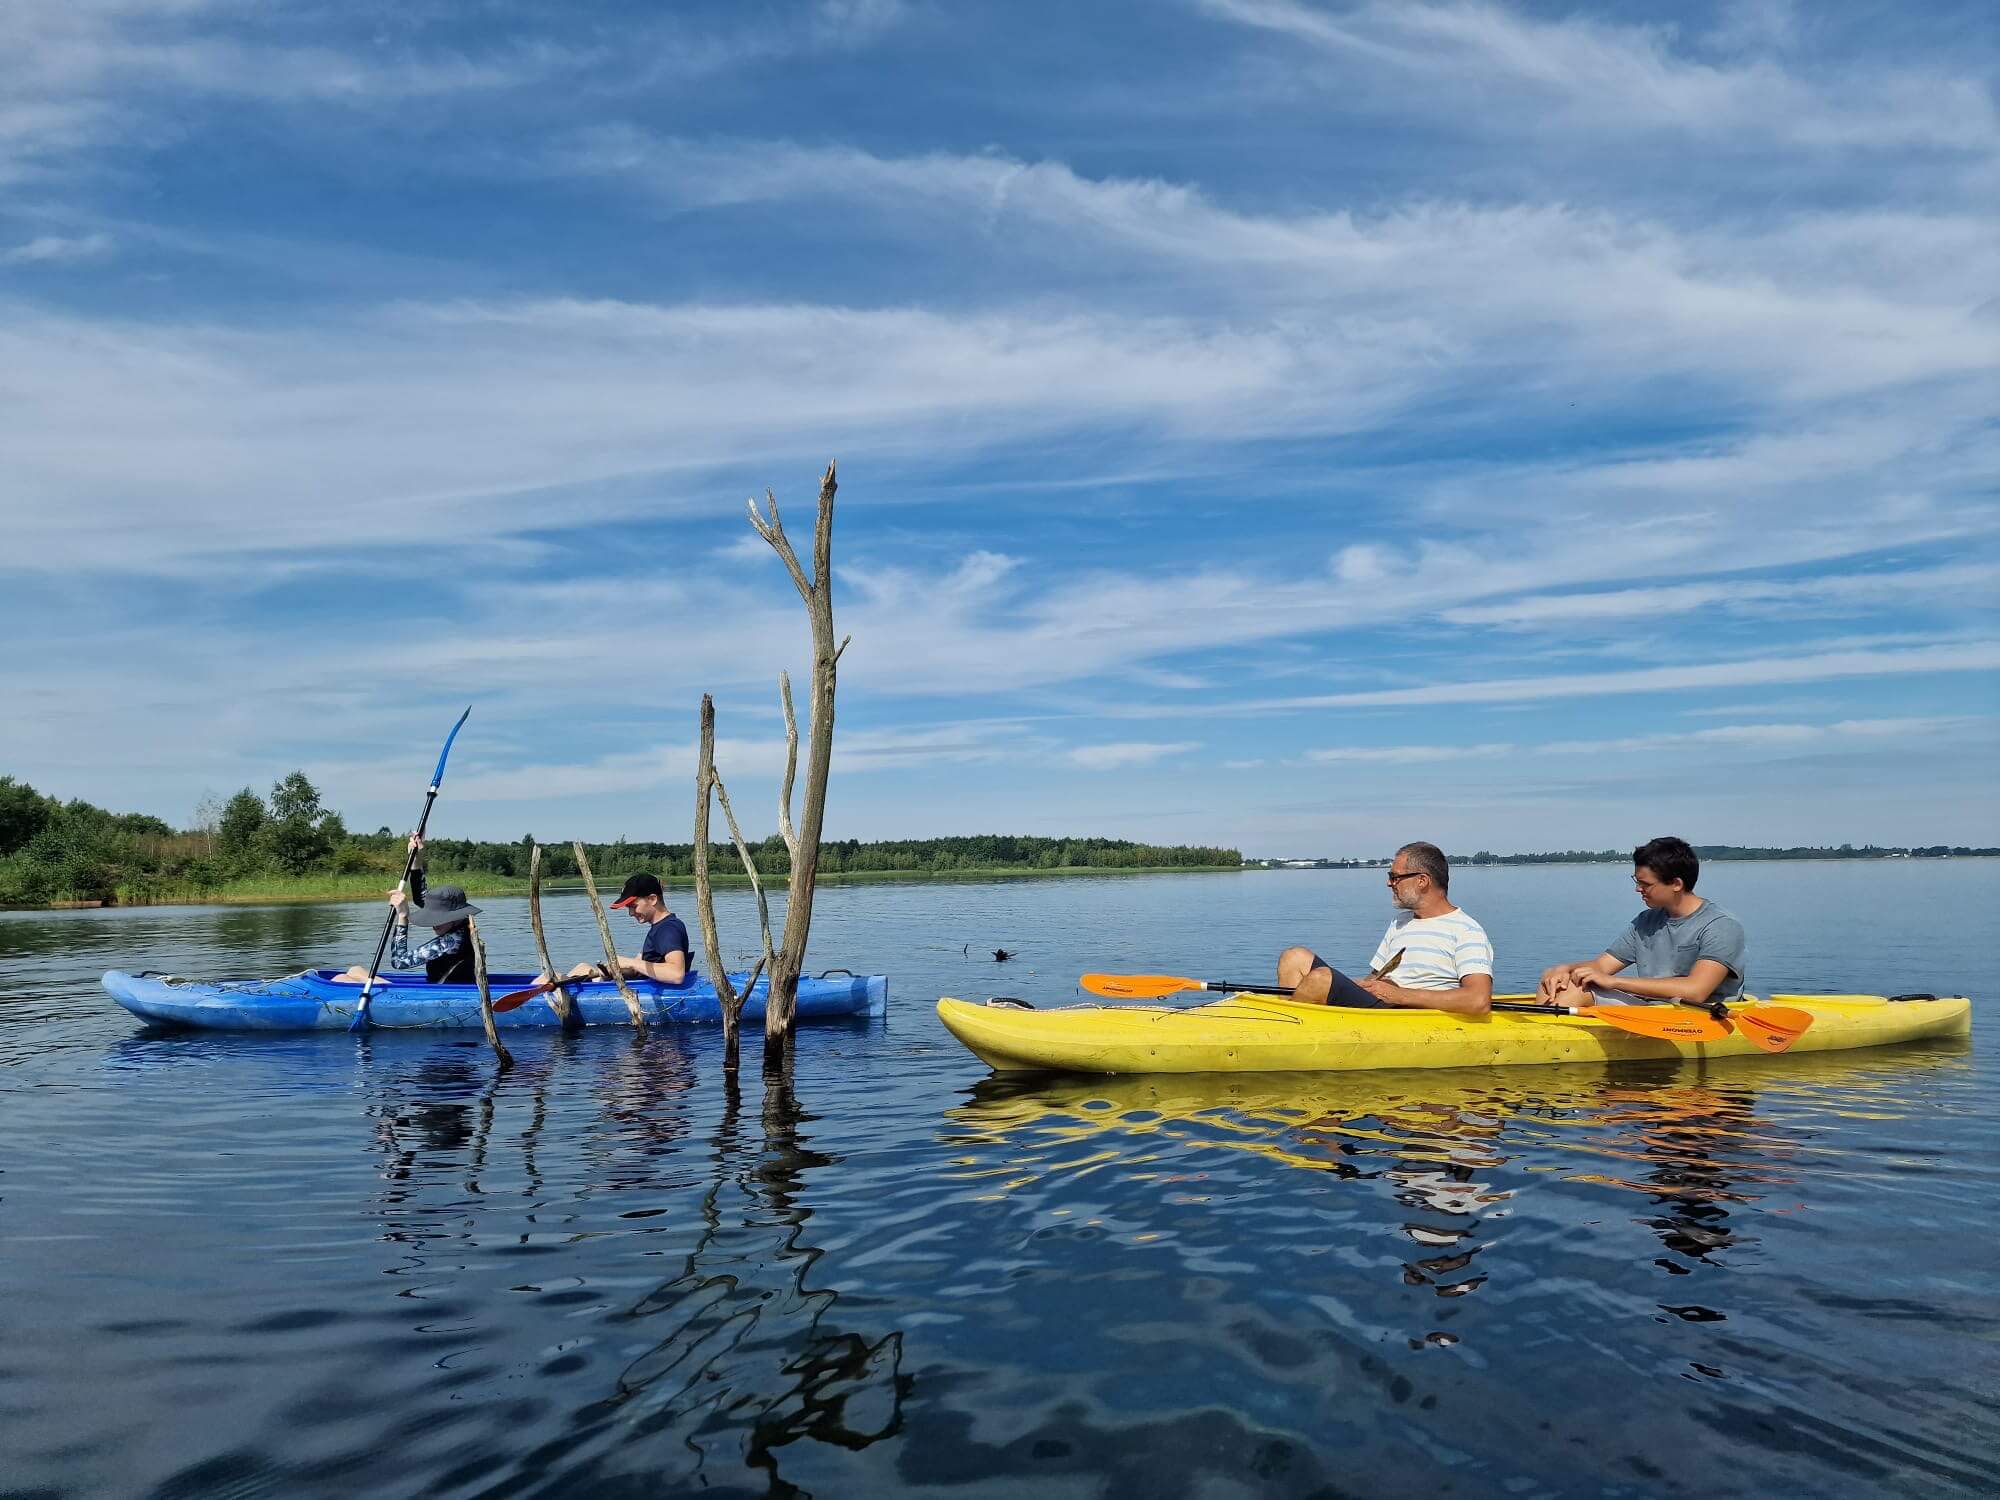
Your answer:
[1606,900,1746,1001]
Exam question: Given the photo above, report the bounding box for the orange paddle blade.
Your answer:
[1079,973,1202,999]
[493,975,589,1013]
[1729,1005,1814,1054]
[1590,1006,1733,1042]
[492,981,555,1013]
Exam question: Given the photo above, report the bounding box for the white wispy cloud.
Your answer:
[1126,641,2000,717]
[1308,742,1517,764]
[560,132,1998,414]
[710,531,783,564]
[2,232,113,264]
[1192,0,2000,152]
[1304,715,1980,765]
[1442,562,2000,628]
[0,0,577,184]
[323,719,1054,807]
[1068,741,1202,770]
[0,0,913,186]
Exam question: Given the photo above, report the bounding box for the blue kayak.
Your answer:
[102,968,888,1031]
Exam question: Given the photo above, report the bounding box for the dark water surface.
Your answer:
[3,862,1996,1497]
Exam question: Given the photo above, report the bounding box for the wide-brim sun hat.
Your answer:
[407,885,480,926]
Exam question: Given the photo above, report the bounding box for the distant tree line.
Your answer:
[1256,843,2000,870]
[1456,844,2000,864]
[437,832,1243,880]
[0,772,1242,905]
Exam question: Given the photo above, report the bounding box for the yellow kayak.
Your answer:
[934,992,1971,1074]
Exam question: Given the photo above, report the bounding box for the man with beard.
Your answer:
[1276,841,1494,1015]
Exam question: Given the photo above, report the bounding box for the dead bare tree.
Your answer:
[691,461,847,1074]
[746,462,848,1071]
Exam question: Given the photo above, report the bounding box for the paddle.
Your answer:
[492,966,610,1014]
[1083,950,1406,1000]
[1713,1002,1813,1054]
[1586,986,1814,1054]
[1074,969,1734,1043]
[348,707,472,1034]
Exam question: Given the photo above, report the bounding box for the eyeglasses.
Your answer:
[1633,877,1665,892]
[1386,871,1422,885]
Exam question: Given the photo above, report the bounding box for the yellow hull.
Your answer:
[934,993,1973,1074]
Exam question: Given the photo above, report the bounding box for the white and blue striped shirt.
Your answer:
[1369,909,1493,990]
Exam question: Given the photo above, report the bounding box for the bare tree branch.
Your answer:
[574,841,646,1028]
[711,772,777,980]
[694,694,745,1072]
[748,487,815,602]
[778,670,801,864]
[528,844,578,1029]
[466,916,514,1071]
[811,460,836,604]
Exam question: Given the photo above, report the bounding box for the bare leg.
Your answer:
[1279,946,1332,1005]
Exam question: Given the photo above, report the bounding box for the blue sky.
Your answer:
[3,0,1996,857]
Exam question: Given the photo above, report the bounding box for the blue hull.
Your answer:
[102,968,887,1031]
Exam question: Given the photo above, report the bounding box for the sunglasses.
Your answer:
[1386,871,1422,885]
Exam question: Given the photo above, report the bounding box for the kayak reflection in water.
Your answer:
[1535,836,1746,1009]
[333,835,479,985]
[1276,841,1495,1015]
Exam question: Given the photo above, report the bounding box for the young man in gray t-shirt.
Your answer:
[1538,836,1746,1008]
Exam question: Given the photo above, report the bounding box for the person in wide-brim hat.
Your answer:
[405,886,480,927]
[336,835,479,985]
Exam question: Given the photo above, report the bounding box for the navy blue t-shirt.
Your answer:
[642,913,692,965]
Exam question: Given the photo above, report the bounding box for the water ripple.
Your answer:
[2,874,1997,1496]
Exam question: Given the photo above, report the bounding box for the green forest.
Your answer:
[0,772,1243,907]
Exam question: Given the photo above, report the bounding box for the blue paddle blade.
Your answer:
[431,705,472,789]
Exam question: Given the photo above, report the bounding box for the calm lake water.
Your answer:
[3,861,1996,1498]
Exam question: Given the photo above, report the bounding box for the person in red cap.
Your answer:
[547,872,691,985]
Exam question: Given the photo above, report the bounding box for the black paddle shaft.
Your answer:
[356,788,442,1000]
[1210,949,1406,996]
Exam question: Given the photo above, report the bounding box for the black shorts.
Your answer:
[1307,953,1387,1009]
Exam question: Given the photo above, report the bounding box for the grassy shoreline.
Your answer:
[93,863,1247,908]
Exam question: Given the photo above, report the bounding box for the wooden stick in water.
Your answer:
[693,693,746,1072]
[466,916,514,1070]
[528,844,579,1029]
[574,841,646,1028]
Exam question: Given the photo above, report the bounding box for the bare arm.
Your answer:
[1538,954,1623,1003]
[1359,973,1493,1016]
[565,952,689,985]
[619,952,688,984]
[1578,958,1731,1005]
